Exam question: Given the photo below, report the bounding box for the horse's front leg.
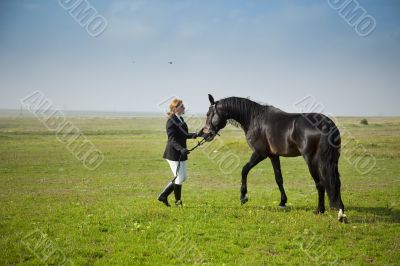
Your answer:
[241,152,266,205]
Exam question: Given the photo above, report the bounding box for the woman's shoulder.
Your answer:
[166,116,177,126]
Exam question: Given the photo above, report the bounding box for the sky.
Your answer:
[0,0,399,116]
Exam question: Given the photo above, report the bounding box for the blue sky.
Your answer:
[0,0,399,115]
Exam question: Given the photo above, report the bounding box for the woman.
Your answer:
[158,99,200,207]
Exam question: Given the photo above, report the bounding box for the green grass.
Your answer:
[0,116,399,265]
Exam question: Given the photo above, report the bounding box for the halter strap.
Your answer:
[209,101,222,133]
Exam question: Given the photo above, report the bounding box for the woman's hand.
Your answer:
[192,128,205,139]
[180,148,190,155]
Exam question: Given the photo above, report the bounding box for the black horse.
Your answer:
[201,94,347,222]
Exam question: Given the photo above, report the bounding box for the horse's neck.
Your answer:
[224,101,280,133]
[223,99,284,133]
[224,105,256,132]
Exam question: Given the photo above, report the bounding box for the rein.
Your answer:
[188,137,207,152]
[170,137,207,183]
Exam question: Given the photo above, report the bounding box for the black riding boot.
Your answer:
[174,184,183,207]
[158,182,174,207]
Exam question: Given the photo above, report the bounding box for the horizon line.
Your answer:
[0,108,399,118]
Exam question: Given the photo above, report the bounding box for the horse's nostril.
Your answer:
[204,132,215,141]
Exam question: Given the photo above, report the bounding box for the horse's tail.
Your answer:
[318,119,342,208]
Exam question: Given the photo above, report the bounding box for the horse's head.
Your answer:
[200,94,227,141]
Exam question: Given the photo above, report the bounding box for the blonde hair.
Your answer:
[167,98,183,118]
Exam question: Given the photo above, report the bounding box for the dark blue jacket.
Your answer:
[163,114,196,161]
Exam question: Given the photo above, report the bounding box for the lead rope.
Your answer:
[170,138,207,183]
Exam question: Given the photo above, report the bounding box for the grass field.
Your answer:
[0,114,399,265]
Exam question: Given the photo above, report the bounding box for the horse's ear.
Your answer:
[208,94,215,105]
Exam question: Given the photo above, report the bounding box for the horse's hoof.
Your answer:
[338,209,348,223]
[240,195,248,205]
[338,215,348,223]
[314,209,325,214]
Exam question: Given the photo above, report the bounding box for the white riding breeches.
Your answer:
[166,159,187,185]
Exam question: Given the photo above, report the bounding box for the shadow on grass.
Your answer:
[346,206,400,224]
[184,204,312,213]
[184,204,400,223]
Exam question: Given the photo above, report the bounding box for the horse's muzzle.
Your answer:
[204,133,215,141]
[204,130,219,141]
[200,127,218,141]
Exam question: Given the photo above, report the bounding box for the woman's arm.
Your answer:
[187,133,198,139]
[187,128,205,139]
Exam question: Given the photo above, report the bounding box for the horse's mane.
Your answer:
[219,97,280,130]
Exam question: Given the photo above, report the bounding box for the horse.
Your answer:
[200,94,347,222]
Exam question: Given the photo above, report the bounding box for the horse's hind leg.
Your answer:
[305,156,325,214]
[270,156,287,208]
[240,152,266,205]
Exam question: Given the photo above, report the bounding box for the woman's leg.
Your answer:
[174,161,187,185]
[157,160,178,207]
[173,161,187,207]
[158,182,174,207]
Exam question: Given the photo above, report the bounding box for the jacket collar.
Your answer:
[173,114,184,124]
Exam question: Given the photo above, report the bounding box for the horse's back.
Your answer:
[291,113,338,156]
[252,109,338,157]
[260,111,302,156]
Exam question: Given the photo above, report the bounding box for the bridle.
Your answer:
[205,101,222,138]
